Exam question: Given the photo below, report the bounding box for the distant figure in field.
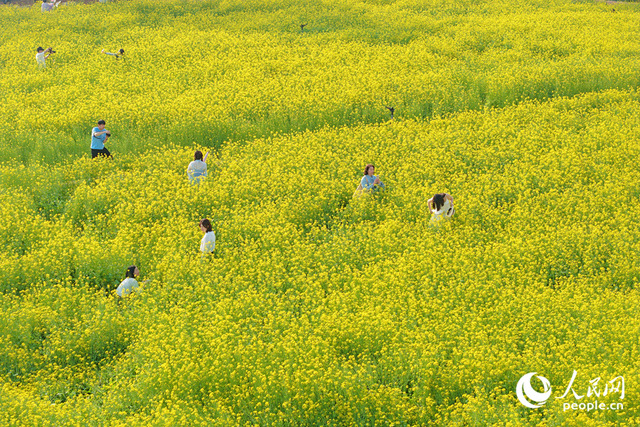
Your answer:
[385,106,395,120]
[102,48,125,60]
[200,218,216,255]
[91,120,113,159]
[187,150,209,184]
[428,193,455,223]
[41,0,61,12]
[35,47,54,68]
[116,265,140,297]
[354,164,385,196]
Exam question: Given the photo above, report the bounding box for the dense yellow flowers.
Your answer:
[1,0,640,164]
[1,0,640,426]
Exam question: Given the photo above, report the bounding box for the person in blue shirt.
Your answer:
[359,164,385,192]
[91,120,112,159]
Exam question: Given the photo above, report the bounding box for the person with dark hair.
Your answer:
[41,0,61,12]
[187,150,208,184]
[35,47,54,68]
[116,265,140,297]
[199,218,216,254]
[428,193,455,223]
[91,120,112,159]
[101,48,125,60]
[358,164,385,192]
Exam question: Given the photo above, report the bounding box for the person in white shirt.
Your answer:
[199,218,216,254]
[428,193,455,223]
[41,0,61,12]
[187,150,208,184]
[102,48,125,60]
[35,47,52,68]
[116,265,140,297]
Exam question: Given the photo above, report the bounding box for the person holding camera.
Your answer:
[359,164,385,191]
[91,120,113,159]
[35,47,55,68]
[102,48,125,60]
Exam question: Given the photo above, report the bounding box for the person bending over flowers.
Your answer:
[428,192,455,223]
[117,265,140,298]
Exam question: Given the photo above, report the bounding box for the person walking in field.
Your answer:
[354,164,385,196]
[187,150,209,184]
[91,120,113,159]
[199,218,216,255]
[428,193,455,223]
[101,48,125,60]
[116,265,140,297]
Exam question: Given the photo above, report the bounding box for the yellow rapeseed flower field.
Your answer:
[0,0,639,425]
